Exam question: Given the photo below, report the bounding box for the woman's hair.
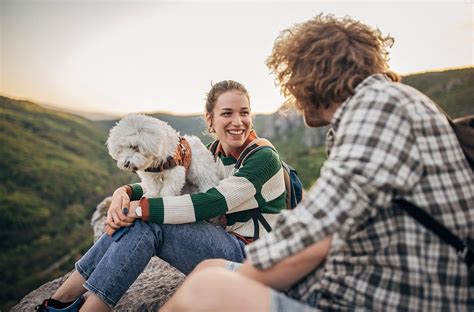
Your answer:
[205,80,250,115]
[266,14,400,111]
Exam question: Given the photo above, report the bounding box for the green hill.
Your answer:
[402,67,474,118]
[0,96,134,310]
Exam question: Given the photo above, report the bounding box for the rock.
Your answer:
[12,197,185,311]
[11,273,71,312]
[91,196,112,242]
[12,258,184,311]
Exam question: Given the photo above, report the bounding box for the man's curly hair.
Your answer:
[267,14,400,111]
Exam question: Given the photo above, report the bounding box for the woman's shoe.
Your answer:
[34,296,84,312]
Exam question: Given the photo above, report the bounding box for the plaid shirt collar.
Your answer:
[332,73,391,128]
[326,73,391,155]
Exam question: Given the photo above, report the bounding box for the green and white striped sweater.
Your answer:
[129,147,286,238]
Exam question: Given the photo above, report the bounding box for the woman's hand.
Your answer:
[105,186,136,231]
[104,200,141,236]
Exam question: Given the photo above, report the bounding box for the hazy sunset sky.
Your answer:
[0,0,472,115]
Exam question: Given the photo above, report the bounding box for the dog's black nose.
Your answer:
[124,160,130,168]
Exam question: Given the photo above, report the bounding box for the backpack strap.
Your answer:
[394,199,474,268]
[208,138,274,239]
[237,142,297,210]
[208,140,220,159]
[235,138,274,169]
[234,138,277,239]
[250,209,273,240]
[281,162,293,209]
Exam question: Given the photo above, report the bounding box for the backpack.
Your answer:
[209,138,304,239]
[449,114,474,171]
[235,138,303,208]
[434,102,474,171]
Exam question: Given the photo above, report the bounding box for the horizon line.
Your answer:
[2,66,472,118]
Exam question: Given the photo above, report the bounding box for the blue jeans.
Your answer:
[75,221,246,307]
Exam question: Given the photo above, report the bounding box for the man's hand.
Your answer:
[237,235,332,291]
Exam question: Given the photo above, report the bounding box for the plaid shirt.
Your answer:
[245,74,474,311]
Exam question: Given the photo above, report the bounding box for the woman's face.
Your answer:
[207,90,252,155]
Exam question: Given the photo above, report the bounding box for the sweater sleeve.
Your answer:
[127,183,145,201]
[144,148,284,224]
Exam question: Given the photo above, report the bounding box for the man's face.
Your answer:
[301,103,332,128]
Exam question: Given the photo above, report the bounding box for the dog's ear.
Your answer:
[106,128,118,159]
[106,120,127,159]
[138,122,170,156]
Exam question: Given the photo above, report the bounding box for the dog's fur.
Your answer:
[107,114,220,198]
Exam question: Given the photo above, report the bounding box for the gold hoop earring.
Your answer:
[208,126,215,133]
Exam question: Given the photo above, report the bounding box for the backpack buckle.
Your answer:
[458,246,469,260]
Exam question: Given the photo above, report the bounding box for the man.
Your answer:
[162,14,473,311]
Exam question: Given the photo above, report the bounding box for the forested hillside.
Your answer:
[402,67,473,118]
[0,97,134,310]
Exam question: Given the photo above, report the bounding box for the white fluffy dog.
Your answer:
[107,114,220,197]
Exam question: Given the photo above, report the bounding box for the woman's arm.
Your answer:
[130,148,285,225]
[237,235,332,291]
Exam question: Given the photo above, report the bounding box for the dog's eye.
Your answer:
[130,145,140,152]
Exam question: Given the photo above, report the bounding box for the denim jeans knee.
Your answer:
[77,221,157,306]
[155,222,246,274]
[74,221,246,307]
[75,232,113,280]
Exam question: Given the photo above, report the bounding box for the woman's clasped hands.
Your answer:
[104,186,141,236]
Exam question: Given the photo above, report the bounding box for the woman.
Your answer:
[35,80,287,312]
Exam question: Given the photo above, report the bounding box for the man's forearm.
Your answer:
[238,235,332,290]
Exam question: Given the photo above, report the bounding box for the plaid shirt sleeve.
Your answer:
[245,87,425,269]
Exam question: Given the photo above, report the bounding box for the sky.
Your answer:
[0,0,472,116]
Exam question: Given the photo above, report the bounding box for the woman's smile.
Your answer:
[227,129,246,138]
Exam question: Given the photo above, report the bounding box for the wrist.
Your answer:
[138,197,150,222]
[123,185,132,198]
[114,186,131,197]
[128,184,144,201]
